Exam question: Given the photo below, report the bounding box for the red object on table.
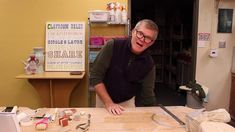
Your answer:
[59,117,68,127]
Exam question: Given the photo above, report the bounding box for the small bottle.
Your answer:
[115,2,122,24]
[121,4,127,24]
[109,3,115,23]
[110,8,115,23]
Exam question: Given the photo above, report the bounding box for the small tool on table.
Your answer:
[76,114,91,131]
[158,104,185,125]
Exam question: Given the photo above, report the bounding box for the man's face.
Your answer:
[131,24,157,54]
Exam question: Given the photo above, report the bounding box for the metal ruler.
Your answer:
[158,104,185,125]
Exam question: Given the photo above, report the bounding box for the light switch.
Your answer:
[219,40,226,48]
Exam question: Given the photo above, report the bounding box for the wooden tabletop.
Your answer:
[15,71,85,79]
[20,106,194,132]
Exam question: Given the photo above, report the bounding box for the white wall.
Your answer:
[197,0,235,110]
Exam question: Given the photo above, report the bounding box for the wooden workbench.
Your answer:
[20,106,194,132]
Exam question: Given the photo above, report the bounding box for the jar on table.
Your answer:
[25,54,37,74]
[33,47,44,73]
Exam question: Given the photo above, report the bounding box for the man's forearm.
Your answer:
[94,82,125,115]
[94,83,113,106]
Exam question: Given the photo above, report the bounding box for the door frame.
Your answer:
[128,0,199,81]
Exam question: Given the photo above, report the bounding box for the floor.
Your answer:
[228,119,235,127]
[89,83,187,107]
[155,83,186,106]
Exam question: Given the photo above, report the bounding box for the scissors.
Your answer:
[75,114,91,131]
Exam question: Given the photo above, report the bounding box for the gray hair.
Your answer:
[134,19,159,40]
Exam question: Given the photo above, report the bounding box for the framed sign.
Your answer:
[45,22,85,71]
[217,9,233,33]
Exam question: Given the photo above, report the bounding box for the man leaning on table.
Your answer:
[90,19,159,115]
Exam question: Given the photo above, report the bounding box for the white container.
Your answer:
[89,10,109,22]
[109,9,115,22]
[121,8,127,24]
[115,8,121,24]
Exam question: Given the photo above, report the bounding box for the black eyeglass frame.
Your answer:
[135,29,154,44]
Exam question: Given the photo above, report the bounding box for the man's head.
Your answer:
[131,19,159,54]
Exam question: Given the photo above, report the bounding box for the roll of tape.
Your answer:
[17,112,27,121]
[19,116,33,126]
[20,120,33,127]
[35,123,47,130]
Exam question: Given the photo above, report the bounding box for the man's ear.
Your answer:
[131,29,135,35]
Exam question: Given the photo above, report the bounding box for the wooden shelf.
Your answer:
[89,45,103,49]
[89,21,127,25]
[16,71,85,79]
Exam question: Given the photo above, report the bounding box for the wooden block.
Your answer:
[59,117,68,127]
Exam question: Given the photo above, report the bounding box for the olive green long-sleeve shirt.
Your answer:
[90,39,156,106]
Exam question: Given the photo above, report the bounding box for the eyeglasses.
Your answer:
[135,29,154,44]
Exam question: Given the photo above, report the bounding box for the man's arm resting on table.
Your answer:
[94,83,124,115]
[90,40,124,115]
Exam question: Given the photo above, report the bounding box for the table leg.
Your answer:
[51,79,80,107]
[49,80,53,107]
[28,79,80,107]
[28,79,51,107]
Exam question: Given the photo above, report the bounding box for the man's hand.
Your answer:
[94,83,124,115]
[105,103,124,115]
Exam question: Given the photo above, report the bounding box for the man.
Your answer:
[90,19,159,115]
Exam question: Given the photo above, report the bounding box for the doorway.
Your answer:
[130,0,197,106]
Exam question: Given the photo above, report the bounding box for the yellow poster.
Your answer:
[45,22,85,71]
